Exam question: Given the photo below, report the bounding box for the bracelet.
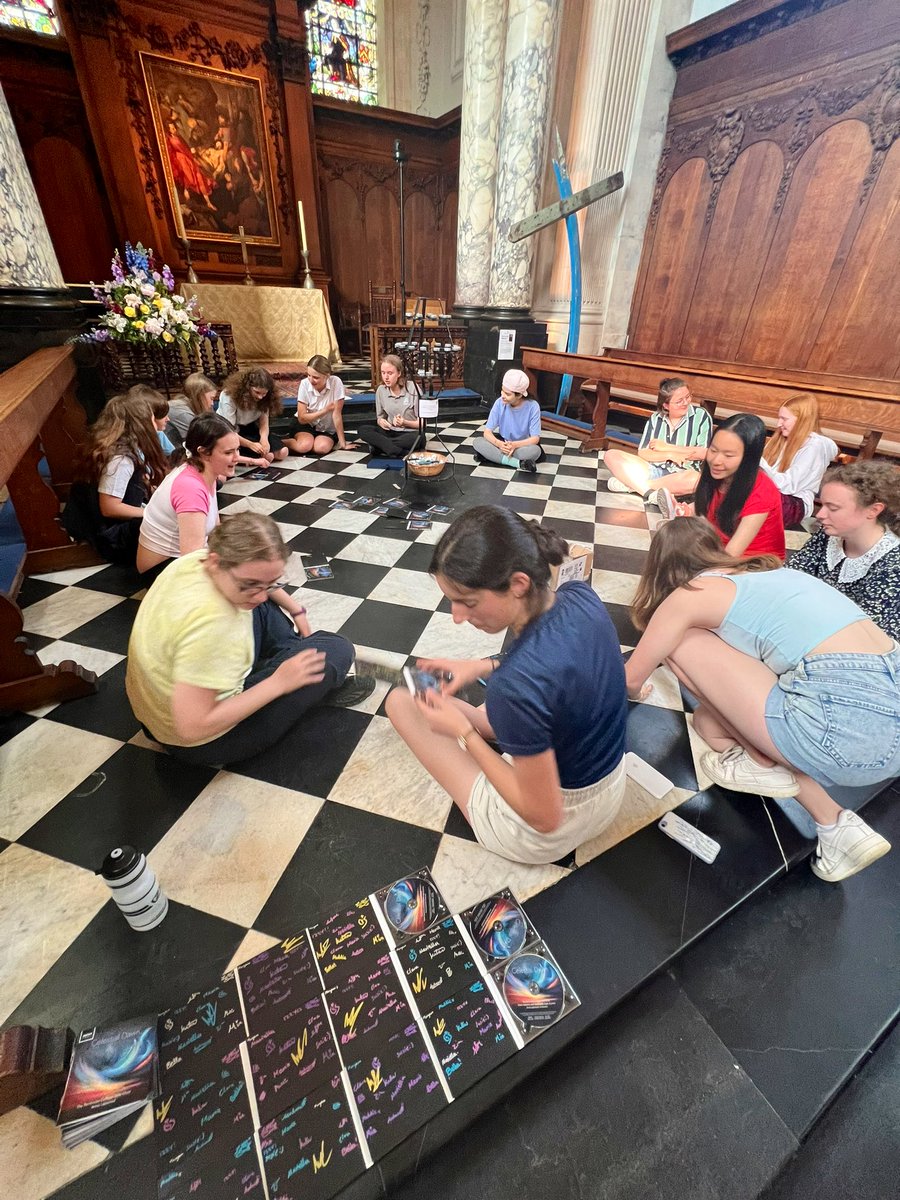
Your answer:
[457,724,476,752]
[292,606,307,617]
[487,653,503,670]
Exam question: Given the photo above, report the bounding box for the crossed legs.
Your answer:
[604,448,699,497]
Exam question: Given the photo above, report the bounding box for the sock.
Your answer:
[500,454,519,468]
[815,819,839,834]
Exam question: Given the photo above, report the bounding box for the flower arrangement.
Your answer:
[88,242,215,347]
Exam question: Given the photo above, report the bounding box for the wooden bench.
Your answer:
[0,345,102,711]
[521,347,900,457]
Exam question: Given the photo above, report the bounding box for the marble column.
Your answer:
[486,0,561,314]
[454,0,508,315]
[0,84,64,290]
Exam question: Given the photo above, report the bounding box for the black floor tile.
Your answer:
[253,480,316,502]
[556,464,600,479]
[338,598,433,655]
[542,516,597,544]
[254,801,441,937]
[394,541,440,572]
[230,704,372,797]
[593,544,648,575]
[301,558,390,597]
[761,1018,900,1200]
[72,564,143,597]
[16,576,66,607]
[387,974,796,1200]
[287,524,357,558]
[46,659,141,741]
[499,494,548,516]
[0,836,9,854]
[602,601,642,647]
[0,709,35,746]
[625,701,698,792]
[19,743,216,870]
[443,802,477,843]
[550,486,599,507]
[7,898,247,1033]
[64,598,141,655]
[46,1132,157,1200]
[672,788,900,1138]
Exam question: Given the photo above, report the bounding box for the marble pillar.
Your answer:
[0,84,64,290]
[486,0,561,314]
[454,0,508,314]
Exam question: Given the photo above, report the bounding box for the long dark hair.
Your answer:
[430,505,568,618]
[695,413,766,537]
[631,517,781,631]
[171,412,237,471]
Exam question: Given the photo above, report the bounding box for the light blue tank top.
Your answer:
[702,569,868,674]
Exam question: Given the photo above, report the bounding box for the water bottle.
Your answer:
[98,846,168,932]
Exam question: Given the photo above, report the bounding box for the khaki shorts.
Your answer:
[467,758,626,865]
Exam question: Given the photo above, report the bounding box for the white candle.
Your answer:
[298,201,308,254]
[238,225,249,266]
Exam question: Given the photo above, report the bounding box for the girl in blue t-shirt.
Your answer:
[386,505,628,865]
[472,368,542,474]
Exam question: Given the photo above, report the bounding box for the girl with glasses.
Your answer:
[126,512,367,765]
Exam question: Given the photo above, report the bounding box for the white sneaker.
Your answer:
[811,811,891,882]
[654,488,679,519]
[606,477,632,493]
[701,746,800,798]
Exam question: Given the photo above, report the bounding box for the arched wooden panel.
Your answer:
[807,137,900,380]
[680,141,784,361]
[738,120,873,368]
[30,137,114,283]
[324,176,365,308]
[404,190,438,300]
[629,158,712,355]
[363,185,400,294]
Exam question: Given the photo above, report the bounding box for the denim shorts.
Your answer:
[647,463,677,480]
[765,644,900,788]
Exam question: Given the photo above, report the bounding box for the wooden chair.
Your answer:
[338,300,366,357]
[368,281,397,327]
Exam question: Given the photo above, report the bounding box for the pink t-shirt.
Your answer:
[138,464,217,558]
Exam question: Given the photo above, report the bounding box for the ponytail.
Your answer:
[430,505,568,599]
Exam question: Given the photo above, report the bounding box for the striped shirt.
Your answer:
[638,404,712,472]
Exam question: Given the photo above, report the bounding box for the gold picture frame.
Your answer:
[141,52,280,246]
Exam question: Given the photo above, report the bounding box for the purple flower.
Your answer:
[162,266,175,293]
[92,328,111,342]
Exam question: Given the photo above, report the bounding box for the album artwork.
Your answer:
[328,952,410,1052]
[422,981,516,1097]
[236,936,321,1039]
[397,916,482,1014]
[157,978,246,1092]
[242,993,339,1128]
[308,895,390,986]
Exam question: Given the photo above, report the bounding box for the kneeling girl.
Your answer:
[386,505,627,865]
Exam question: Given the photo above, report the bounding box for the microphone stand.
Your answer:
[393,139,409,320]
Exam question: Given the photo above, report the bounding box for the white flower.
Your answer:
[144,317,163,336]
[125,292,141,306]
[108,315,127,332]
[140,282,156,297]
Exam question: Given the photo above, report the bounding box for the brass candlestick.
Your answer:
[301,250,315,289]
[180,237,199,284]
[238,225,254,286]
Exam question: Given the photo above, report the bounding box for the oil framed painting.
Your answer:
[141,53,280,245]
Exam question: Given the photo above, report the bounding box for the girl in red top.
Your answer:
[693,413,785,560]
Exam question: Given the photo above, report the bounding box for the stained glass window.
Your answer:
[305,0,378,106]
[0,0,61,36]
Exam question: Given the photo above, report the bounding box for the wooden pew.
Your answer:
[0,345,101,711]
[521,346,900,457]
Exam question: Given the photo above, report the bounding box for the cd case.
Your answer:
[372,866,449,945]
[490,942,580,1043]
[459,888,540,969]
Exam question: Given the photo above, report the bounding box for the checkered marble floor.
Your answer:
[0,422,812,1198]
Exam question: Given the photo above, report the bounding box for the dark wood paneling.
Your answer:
[630,158,711,354]
[630,0,900,381]
[808,138,900,379]
[313,98,459,325]
[680,140,782,361]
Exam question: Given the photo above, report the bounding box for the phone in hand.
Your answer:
[402,665,453,697]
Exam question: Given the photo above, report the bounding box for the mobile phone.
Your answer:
[402,666,452,697]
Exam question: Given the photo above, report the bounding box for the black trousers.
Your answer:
[159,600,353,766]
[356,424,420,457]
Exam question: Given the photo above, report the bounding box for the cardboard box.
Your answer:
[550,543,594,590]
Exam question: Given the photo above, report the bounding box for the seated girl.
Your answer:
[605,377,711,510]
[283,355,352,455]
[627,517,894,883]
[63,393,167,566]
[355,354,420,458]
[789,461,900,640]
[136,413,241,576]
[386,505,628,865]
[692,413,785,559]
[760,393,837,526]
[218,368,288,463]
[123,385,175,456]
[166,372,217,445]
[471,369,542,474]
[126,512,367,766]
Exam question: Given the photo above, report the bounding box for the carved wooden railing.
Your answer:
[0,345,101,711]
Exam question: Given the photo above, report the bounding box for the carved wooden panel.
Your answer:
[630,0,900,379]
